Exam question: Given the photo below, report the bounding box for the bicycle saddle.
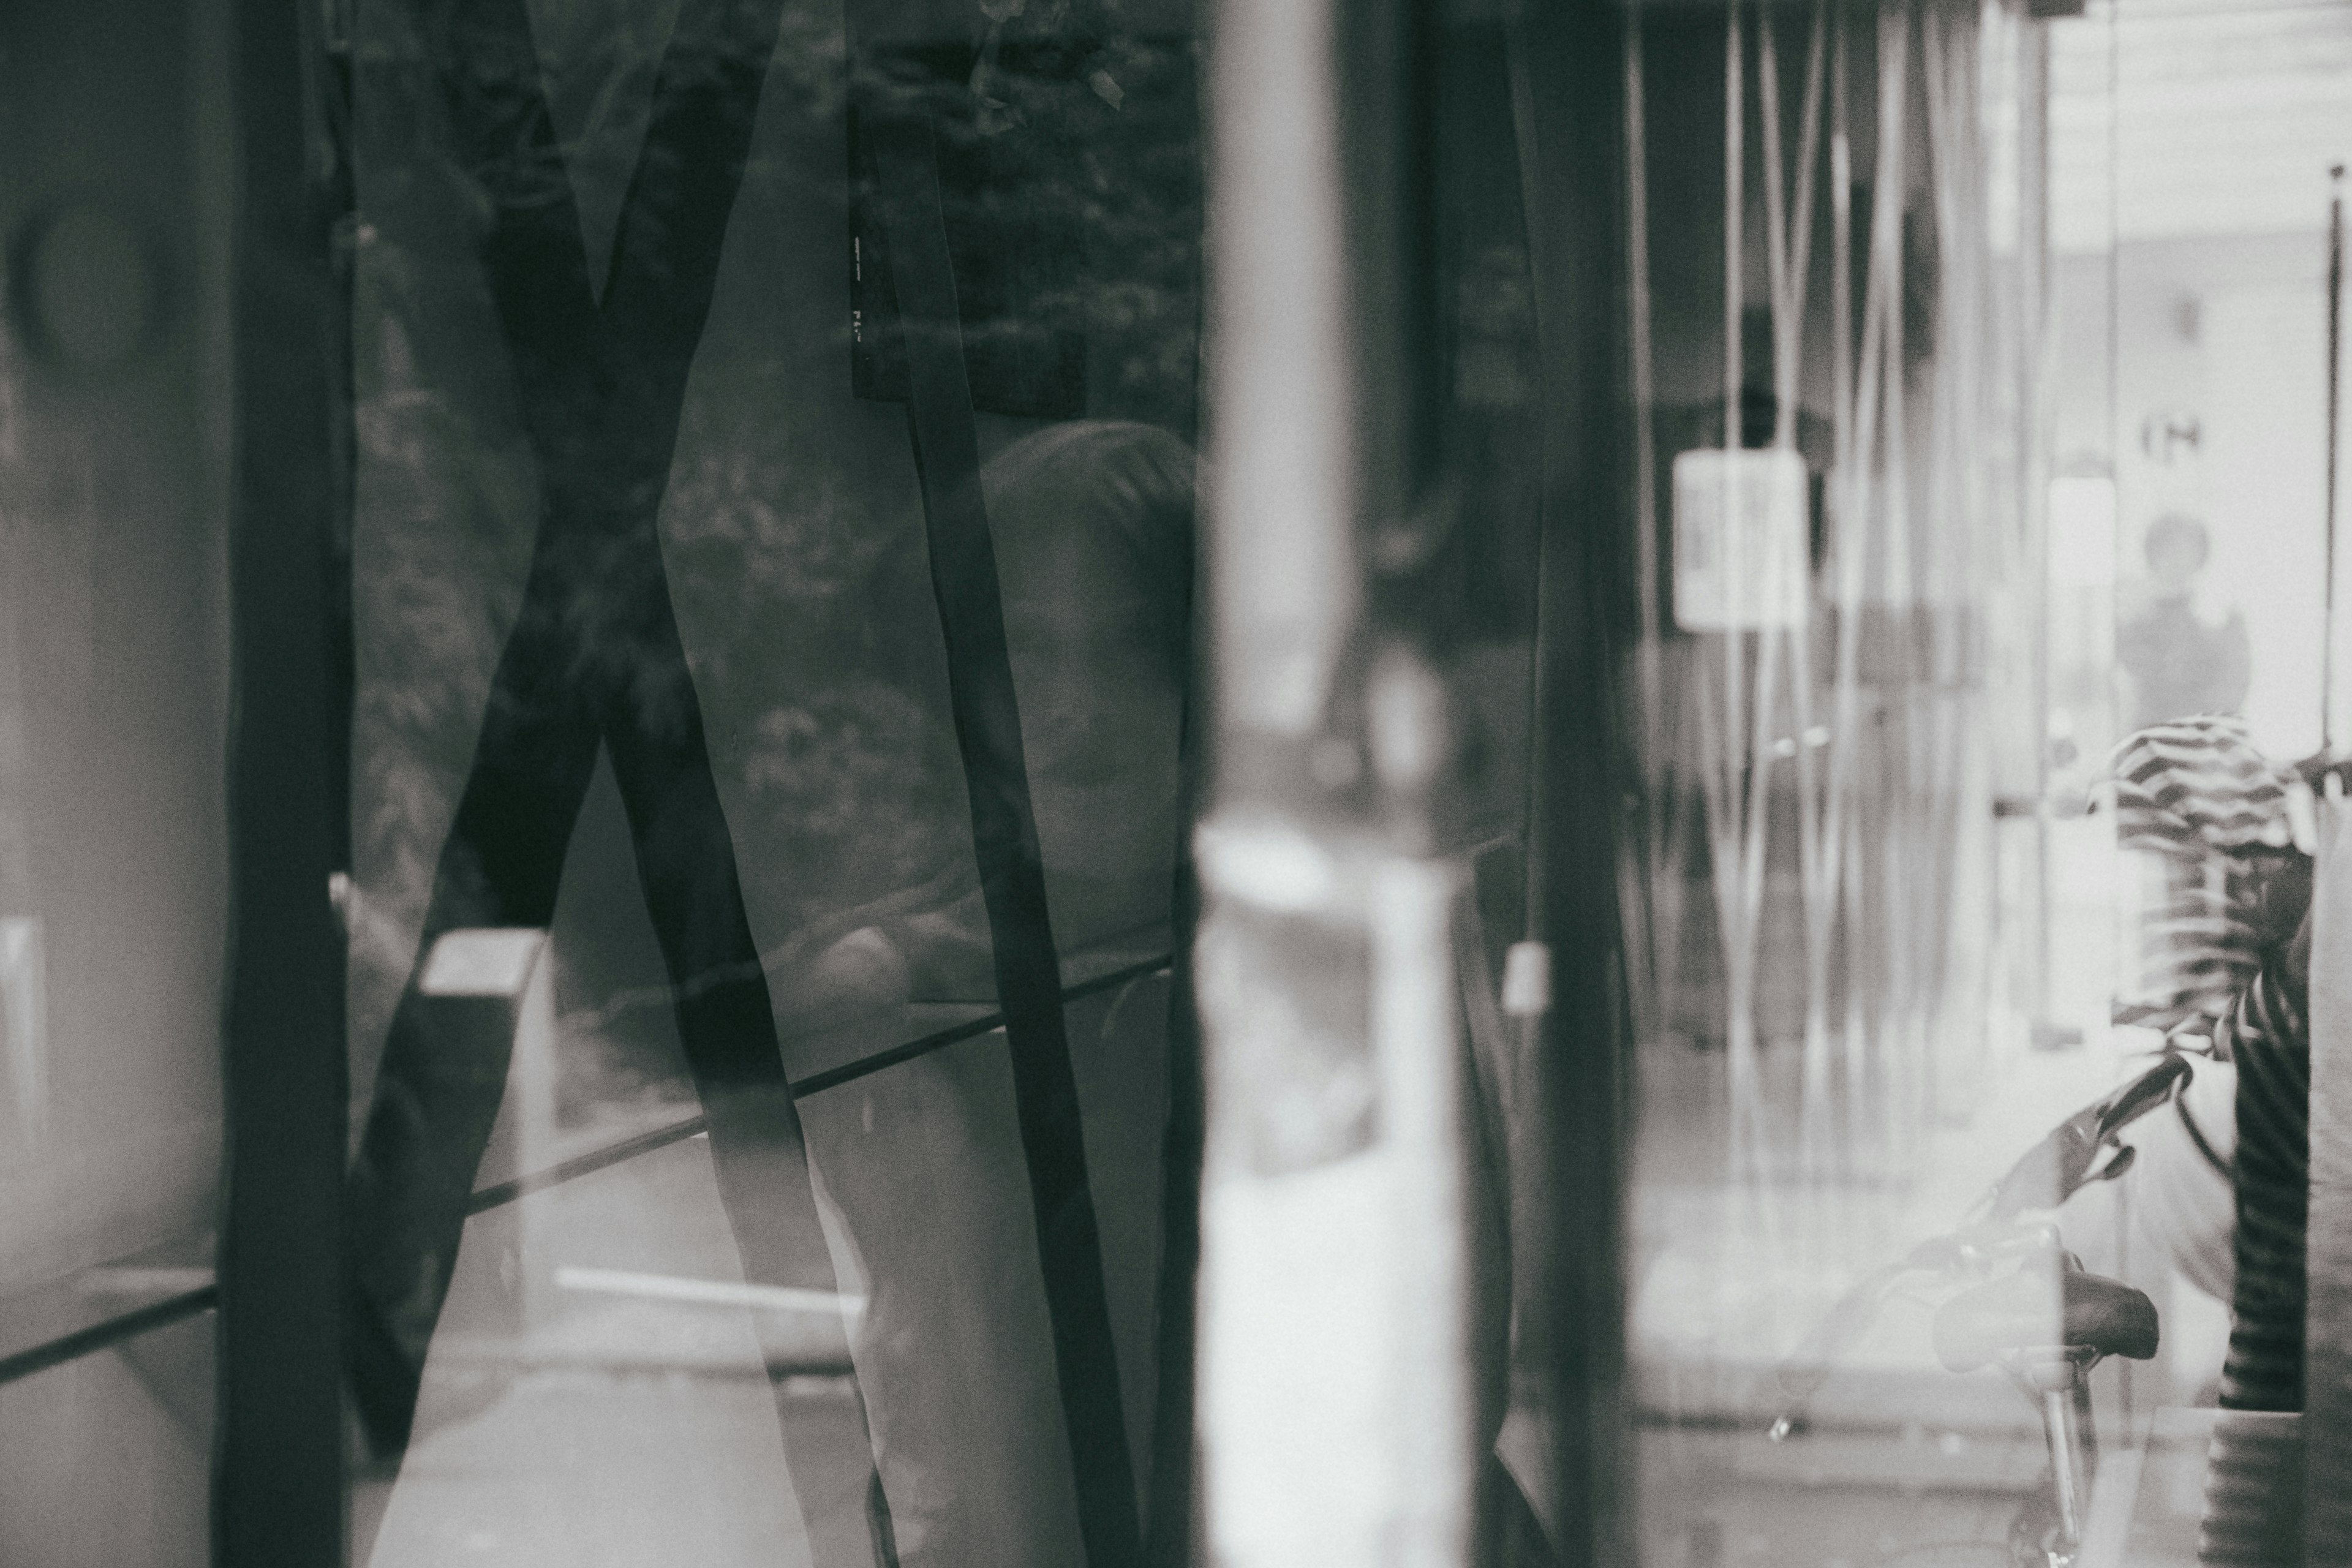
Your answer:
[1932,1257,2160,1373]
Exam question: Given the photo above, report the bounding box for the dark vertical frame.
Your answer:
[1141,845,1201,1568]
[2317,170,2352,1568]
[215,0,350,1564]
[865,118,1143,1568]
[1511,0,1635,1563]
[1338,0,1440,532]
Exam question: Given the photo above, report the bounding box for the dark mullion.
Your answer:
[1510,2,1637,1566]
[215,0,351,1561]
[342,9,905,1562]
[869,116,1144,1568]
[1140,848,1201,1568]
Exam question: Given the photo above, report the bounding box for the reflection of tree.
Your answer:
[851,16,1202,433]
[350,311,532,1020]
[742,680,965,926]
[349,0,1202,1063]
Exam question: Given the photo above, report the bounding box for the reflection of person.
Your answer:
[2117,514,2252,730]
[786,418,1196,1567]
[2091,717,2310,1409]
[792,420,1194,1009]
[345,413,1195,1567]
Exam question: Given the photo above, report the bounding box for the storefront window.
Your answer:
[341,2,1202,1563]
[0,0,233,1561]
[8,2,2350,1565]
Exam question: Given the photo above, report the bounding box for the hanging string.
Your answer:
[1705,0,1750,1150]
[2326,164,2344,755]
[1822,0,1910,1178]
[1919,4,1993,1130]
[1761,0,1834,1179]
[1608,1,1677,1043]
[1870,0,1917,1174]
[1826,7,1864,1178]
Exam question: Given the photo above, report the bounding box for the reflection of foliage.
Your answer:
[1051,30,1204,428]
[660,373,897,699]
[346,0,1199,1074]
[655,360,978,935]
[854,15,1202,432]
[352,314,529,925]
[743,680,964,922]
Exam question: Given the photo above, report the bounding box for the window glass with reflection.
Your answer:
[0,1,231,1563]
[342,4,1203,1565]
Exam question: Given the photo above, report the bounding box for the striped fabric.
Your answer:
[2109,717,2303,1039]
[2218,959,2310,1412]
[2104,718,2314,1412]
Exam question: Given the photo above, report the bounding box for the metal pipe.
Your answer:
[2019,15,2055,1030]
[1196,2,1471,1565]
[2326,164,2343,753]
[1203,0,1355,751]
[2042,1384,2086,1558]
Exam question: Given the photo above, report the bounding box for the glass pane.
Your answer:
[0,1316,216,1567]
[1612,1,2351,1563]
[0,0,230,1559]
[344,0,1202,1562]
[1619,2,2095,1564]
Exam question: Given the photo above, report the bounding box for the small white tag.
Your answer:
[1500,941,1551,1019]
[2288,777,2320,855]
[420,928,545,998]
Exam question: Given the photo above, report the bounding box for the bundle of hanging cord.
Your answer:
[2108,715,2313,1411]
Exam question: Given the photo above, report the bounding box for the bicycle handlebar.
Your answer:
[1769,1054,2190,1430]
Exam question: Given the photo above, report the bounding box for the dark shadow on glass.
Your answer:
[341,2,897,1564]
[854,99,1147,1559]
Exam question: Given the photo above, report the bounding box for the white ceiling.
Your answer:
[2048,0,2352,251]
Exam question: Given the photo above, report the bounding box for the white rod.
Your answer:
[1765,1,1834,1176]
[1719,1,1770,1184]
[1204,0,1355,743]
[1874,0,1917,1170]
[554,1266,867,1320]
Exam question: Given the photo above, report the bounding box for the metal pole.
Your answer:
[1196,2,1470,1566]
[2326,164,2343,755]
[2041,1385,2086,1554]
[216,0,349,1558]
[1513,1,1635,1558]
[2019,17,2056,1033]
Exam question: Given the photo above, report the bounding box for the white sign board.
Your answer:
[1672,447,1810,631]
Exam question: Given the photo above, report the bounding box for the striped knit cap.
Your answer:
[2108,715,2304,1039]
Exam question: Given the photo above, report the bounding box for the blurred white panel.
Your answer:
[2203,285,2329,760]
[2052,0,2352,251]
[2050,477,2119,588]
[1670,448,1811,631]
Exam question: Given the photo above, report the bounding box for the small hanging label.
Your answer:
[1671,447,1809,631]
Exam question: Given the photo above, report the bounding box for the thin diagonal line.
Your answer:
[462,954,1174,1216]
[0,1286,218,1389]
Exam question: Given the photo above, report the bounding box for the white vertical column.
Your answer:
[1204,0,1355,744]
[1193,831,1472,1568]
[1198,0,1471,1555]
